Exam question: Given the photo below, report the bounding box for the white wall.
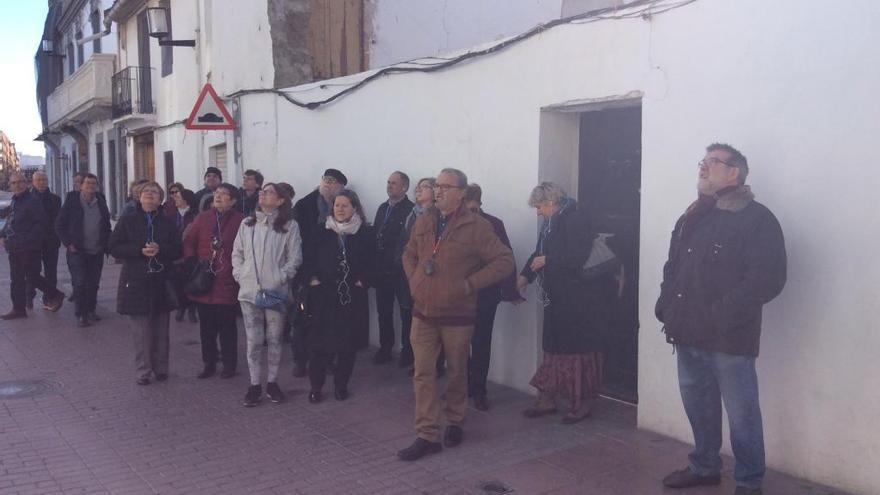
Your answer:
[234,0,880,492]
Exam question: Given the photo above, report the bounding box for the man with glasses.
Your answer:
[398,168,514,461]
[27,171,62,310]
[290,169,348,377]
[0,172,65,319]
[55,173,112,327]
[372,171,415,365]
[656,143,787,495]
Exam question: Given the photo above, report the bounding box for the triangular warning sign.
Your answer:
[185,83,235,130]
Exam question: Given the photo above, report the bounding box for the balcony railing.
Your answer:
[112,66,154,119]
[46,53,116,128]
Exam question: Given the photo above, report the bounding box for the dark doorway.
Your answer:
[108,137,118,216]
[578,105,641,404]
[163,151,174,185]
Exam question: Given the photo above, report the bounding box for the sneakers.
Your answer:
[43,292,64,312]
[243,385,262,407]
[266,382,285,403]
[397,438,442,461]
[662,467,722,489]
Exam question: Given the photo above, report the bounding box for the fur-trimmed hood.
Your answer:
[715,185,754,212]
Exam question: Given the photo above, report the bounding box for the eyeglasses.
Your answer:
[258,189,277,196]
[698,157,732,168]
[322,176,339,184]
[435,184,463,192]
[415,185,433,191]
[170,190,180,195]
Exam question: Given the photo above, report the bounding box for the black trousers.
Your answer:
[309,350,356,392]
[196,303,238,371]
[66,251,104,317]
[8,250,60,311]
[376,277,413,355]
[468,299,499,397]
[27,245,59,302]
[290,307,310,367]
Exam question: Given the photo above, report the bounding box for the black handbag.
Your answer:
[163,276,181,311]
[183,256,215,295]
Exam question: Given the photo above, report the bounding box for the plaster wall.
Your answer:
[234,0,880,492]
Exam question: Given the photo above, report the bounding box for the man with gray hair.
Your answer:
[398,167,515,461]
[0,172,64,319]
[28,170,62,309]
[656,143,786,495]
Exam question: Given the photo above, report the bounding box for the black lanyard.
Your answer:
[145,211,156,243]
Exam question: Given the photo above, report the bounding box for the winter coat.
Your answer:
[56,193,112,254]
[165,205,197,239]
[183,208,244,306]
[32,188,62,248]
[232,211,303,305]
[655,186,786,356]
[293,189,328,252]
[303,222,375,353]
[373,197,414,279]
[1,191,47,253]
[476,210,522,306]
[403,205,515,324]
[238,189,259,217]
[109,206,182,315]
[521,200,612,354]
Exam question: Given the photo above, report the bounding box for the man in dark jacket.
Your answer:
[56,173,112,327]
[655,143,786,495]
[238,169,263,216]
[28,171,62,309]
[0,172,64,319]
[463,184,522,411]
[289,168,347,376]
[372,171,415,365]
[193,166,223,212]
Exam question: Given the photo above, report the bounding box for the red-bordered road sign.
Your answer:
[185,83,235,130]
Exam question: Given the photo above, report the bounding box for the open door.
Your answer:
[578,105,641,403]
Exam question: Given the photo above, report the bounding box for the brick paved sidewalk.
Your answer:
[0,254,846,494]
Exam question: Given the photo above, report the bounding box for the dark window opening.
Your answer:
[163,151,174,184]
[90,10,102,54]
[67,41,75,74]
[76,31,84,67]
[160,1,173,77]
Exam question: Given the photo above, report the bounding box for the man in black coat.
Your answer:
[27,171,62,309]
[193,166,222,212]
[655,143,786,495]
[289,168,348,376]
[372,171,415,365]
[56,173,112,327]
[0,172,65,319]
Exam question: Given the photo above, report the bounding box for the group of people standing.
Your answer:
[1,141,785,494]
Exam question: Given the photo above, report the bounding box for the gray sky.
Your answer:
[0,2,49,157]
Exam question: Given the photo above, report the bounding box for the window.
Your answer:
[76,31,84,67]
[67,40,75,74]
[160,1,173,77]
[90,10,102,54]
[209,144,228,178]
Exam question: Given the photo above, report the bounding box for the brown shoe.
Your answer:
[523,399,557,418]
[43,293,64,312]
[1,310,27,320]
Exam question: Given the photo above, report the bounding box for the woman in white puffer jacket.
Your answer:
[232,182,302,407]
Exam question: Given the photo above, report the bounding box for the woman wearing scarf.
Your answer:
[109,182,182,385]
[232,182,302,407]
[303,189,374,403]
[183,183,245,380]
[166,186,199,322]
[517,182,610,424]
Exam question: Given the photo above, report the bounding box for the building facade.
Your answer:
[36,0,880,492]
[0,131,21,190]
[36,0,120,209]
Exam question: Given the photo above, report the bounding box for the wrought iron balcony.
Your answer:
[111,66,155,119]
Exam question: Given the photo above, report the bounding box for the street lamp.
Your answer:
[146,7,195,47]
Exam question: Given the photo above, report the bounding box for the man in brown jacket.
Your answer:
[397,168,515,461]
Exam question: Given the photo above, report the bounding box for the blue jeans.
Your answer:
[676,345,764,489]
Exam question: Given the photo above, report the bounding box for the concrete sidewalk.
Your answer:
[0,255,847,494]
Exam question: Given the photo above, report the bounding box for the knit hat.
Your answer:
[323,168,347,185]
[204,167,222,180]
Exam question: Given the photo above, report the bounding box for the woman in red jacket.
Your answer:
[183,183,245,379]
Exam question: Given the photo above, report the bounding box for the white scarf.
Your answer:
[325,214,363,236]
